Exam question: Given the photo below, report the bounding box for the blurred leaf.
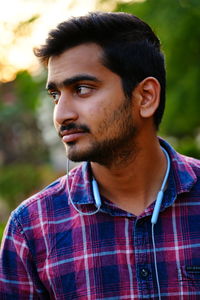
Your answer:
[0,70,48,165]
[0,164,59,210]
[0,223,6,243]
[14,71,43,112]
[13,15,40,38]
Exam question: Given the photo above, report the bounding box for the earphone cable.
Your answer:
[152,223,162,300]
[66,159,101,216]
[150,147,170,300]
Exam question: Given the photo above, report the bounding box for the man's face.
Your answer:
[47,43,138,166]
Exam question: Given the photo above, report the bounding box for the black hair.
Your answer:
[34,12,166,128]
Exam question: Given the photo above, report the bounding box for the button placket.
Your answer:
[140,267,150,279]
[134,218,154,297]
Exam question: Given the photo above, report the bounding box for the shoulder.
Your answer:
[1,164,87,260]
[13,175,66,216]
[160,138,200,193]
[160,137,200,174]
[178,154,200,192]
[180,154,200,171]
[10,163,84,227]
[173,152,200,179]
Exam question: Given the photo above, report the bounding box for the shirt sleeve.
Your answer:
[0,214,49,299]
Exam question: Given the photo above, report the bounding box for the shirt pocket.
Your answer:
[179,264,200,296]
[181,265,200,283]
[168,264,200,300]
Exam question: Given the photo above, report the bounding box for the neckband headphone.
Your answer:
[66,146,170,221]
[66,146,170,300]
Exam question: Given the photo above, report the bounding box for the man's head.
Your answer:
[34,12,166,129]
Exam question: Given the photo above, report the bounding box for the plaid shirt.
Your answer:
[1,139,200,299]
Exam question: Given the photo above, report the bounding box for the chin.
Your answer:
[67,148,111,166]
[66,144,94,162]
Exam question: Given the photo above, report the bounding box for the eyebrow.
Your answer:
[46,74,101,91]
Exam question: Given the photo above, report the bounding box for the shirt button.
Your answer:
[140,268,150,279]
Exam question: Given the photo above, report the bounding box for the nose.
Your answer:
[53,92,78,126]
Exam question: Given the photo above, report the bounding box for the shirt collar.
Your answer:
[68,138,197,214]
[159,138,197,194]
[68,161,94,205]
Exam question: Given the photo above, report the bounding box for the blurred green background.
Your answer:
[0,0,200,241]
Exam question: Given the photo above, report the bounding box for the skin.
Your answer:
[47,43,167,216]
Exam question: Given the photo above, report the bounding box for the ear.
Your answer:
[136,77,161,119]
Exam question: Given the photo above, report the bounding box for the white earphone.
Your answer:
[66,146,170,220]
[66,146,170,299]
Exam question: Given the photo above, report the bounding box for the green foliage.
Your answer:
[0,224,6,244]
[0,71,45,119]
[14,71,42,112]
[0,163,59,210]
[0,70,49,165]
[176,137,200,159]
[116,0,200,141]
[13,15,40,38]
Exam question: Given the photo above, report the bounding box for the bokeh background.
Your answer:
[1,0,200,240]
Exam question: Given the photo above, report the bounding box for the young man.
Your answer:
[1,12,200,299]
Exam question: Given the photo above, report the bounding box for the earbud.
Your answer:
[151,147,170,225]
[92,179,102,208]
[67,146,170,222]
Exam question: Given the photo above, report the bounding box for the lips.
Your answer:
[60,129,87,143]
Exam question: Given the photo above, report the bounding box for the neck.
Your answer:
[91,137,168,216]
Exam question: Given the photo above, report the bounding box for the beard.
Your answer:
[62,97,138,168]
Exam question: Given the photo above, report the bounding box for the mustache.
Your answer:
[58,123,90,138]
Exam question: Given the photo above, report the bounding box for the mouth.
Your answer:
[60,129,87,143]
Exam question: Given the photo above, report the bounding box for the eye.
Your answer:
[75,85,93,97]
[48,91,60,104]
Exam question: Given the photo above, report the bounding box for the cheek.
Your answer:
[85,103,107,125]
[53,107,59,130]
[95,108,118,136]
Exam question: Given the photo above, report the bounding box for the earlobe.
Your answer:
[139,77,160,119]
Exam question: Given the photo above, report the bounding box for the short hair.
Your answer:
[34,12,166,128]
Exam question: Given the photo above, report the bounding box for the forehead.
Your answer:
[47,43,105,83]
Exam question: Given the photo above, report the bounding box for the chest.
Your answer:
[32,206,200,299]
